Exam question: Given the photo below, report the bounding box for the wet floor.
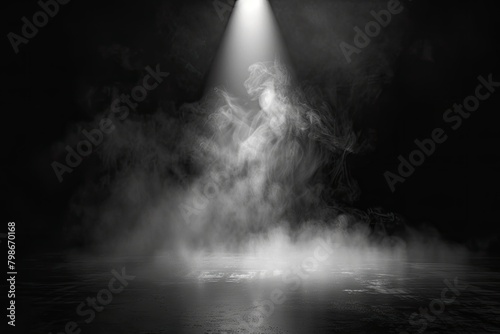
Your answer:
[17,254,500,334]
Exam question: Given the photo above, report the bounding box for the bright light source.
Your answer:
[208,0,289,98]
[237,0,266,12]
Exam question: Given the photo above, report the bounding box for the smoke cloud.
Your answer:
[63,59,468,271]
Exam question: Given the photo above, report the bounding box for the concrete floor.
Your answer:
[17,254,500,334]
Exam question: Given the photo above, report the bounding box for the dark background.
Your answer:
[2,0,500,254]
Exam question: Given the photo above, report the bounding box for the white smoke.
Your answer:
[66,60,468,269]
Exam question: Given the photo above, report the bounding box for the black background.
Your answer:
[2,0,500,254]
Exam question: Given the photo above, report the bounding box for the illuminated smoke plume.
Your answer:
[177,59,358,250]
[65,59,467,267]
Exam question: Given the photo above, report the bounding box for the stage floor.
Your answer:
[18,254,500,334]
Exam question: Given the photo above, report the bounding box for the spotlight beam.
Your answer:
[208,0,291,98]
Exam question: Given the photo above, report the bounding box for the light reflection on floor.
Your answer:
[18,254,500,333]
